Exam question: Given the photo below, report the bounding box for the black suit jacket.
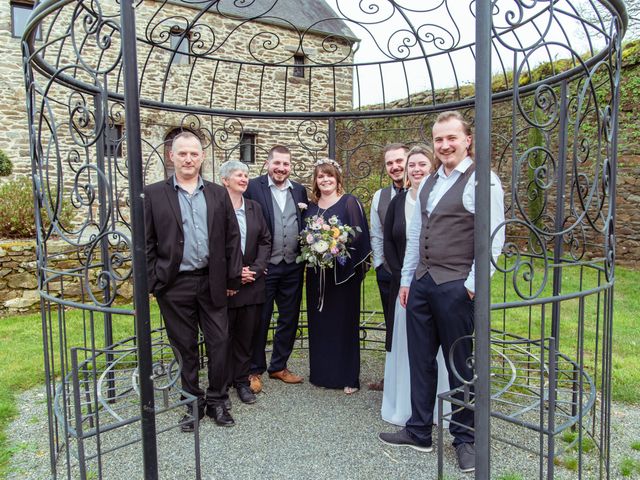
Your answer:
[382,190,409,350]
[144,178,243,307]
[228,199,272,308]
[244,174,309,249]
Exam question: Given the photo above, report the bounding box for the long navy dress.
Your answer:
[304,194,371,389]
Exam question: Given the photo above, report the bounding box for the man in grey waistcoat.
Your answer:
[244,145,309,393]
[379,111,505,473]
[368,143,408,391]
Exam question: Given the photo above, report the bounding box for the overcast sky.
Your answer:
[322,0,611,107]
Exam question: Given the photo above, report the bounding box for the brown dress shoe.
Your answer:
[248,374,263,394]
[367,379,384,391]
[268,368,303,384]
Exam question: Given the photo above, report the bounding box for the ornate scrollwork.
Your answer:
[69,0,122,75]
[295,120,329,153]
[213,117,244,151]
[491,0,554,52]
[83,230,132,307]
[180,114,213,149]
[497,219,549,300]
[335,119,368,152]
[604,217,615,282]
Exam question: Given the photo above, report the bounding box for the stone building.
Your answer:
[0,0,356,185]
[0,0,358,312]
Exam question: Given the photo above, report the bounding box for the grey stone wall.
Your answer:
[0,239,135,315]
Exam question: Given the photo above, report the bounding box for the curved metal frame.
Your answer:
[21,1,625,479]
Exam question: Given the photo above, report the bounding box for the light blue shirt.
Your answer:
[400,157,506,293]
[235,197,247,254]
[174,176,209,271]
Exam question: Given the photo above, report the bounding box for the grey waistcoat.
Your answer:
[270,191,299,264]
[415,165,475,284]
[376,186,393,273]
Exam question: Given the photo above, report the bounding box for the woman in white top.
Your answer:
[381,144,450,426]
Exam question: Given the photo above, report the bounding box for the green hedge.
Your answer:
[0,177,75,238]
[0,150,11,177]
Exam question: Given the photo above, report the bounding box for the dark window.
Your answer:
[11,1,41,39]
[239,133,256,164]
[293,54,305,78]
[170,29,190,65]
[104,124,123,158]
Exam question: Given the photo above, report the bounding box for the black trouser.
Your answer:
[250,261,304,374]
[228,304,261,387]
[156,272,229,409]
[405,273,475,446]
[376,266,393,351]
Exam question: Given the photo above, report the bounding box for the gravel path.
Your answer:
[7,350,640,479]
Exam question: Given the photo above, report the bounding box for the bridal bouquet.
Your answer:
[297,214,360,269]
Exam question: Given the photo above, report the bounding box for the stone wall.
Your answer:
[0,0,32,181]
[0,239,136,315]
[614,155,640,268]
[0,242,39,313]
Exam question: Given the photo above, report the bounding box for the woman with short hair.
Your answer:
[220,160,271,405]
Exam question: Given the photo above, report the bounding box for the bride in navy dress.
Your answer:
[304,159,371,394]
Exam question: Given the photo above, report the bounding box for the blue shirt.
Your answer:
[174,176,209,271]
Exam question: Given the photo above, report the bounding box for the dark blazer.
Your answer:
[228,199,272,308]
[144,177,243,307]
[382,190,409,350]
[244,174,309,243]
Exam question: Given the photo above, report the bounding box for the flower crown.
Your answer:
[314,158,342,173]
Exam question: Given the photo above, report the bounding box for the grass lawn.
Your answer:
[0,264,638,477]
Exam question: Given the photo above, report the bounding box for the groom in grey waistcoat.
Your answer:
[244,145,309,393]
[379,111,505,474]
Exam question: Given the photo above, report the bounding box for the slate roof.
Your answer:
[175,0,358,41]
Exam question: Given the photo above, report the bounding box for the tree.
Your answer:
[577,0,639,39]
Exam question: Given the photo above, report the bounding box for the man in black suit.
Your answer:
[368,143,408,391]
[220,160,271,405]
[244,145,309,393]
[144,132,243,430]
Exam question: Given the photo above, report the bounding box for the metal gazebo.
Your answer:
[21,0,626,478]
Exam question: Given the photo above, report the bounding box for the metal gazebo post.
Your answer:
[474,0,492,478]
[120,0,159,477]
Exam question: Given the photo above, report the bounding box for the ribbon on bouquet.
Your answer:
[317,267,326,312]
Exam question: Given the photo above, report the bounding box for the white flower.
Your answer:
[312,240,329,253]
[298,202,308,211]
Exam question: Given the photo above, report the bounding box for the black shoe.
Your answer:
[224,397,232,411]
[236,384,257,404]
[180,407,204,433]
[206,405,235,427]
[378,428,433,453]
[455,442,475,473]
